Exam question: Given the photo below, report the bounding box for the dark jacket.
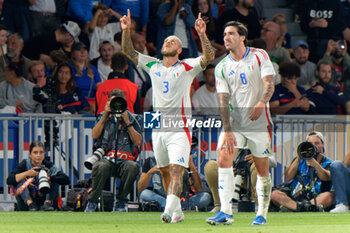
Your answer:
[7,158,69,186]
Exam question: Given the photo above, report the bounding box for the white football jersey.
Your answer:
[138,53,203,119]
[215,47,275,130]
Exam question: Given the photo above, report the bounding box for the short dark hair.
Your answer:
[203,64,215,73]
[111,52,128,72]
[29,141,45,153]
[108,89,126,99]
[223,21,248,46]
[279,62,301,78]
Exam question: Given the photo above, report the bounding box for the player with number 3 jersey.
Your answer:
[121,9,214,224]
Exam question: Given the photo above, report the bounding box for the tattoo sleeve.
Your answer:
[199,34,215,69]
[122,29,139,65]
[218,93,231,132]
[261,75,275,104]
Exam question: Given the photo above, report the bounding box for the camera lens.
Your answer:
[110,97,127,114]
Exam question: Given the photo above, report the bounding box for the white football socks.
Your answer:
[256,174,272,219]
[218,167,234,215]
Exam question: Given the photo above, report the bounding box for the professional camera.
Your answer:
[84,148,105,170]
[110,97,127,115]
[36,166,50,193]
[33,76,60,150]
[232,149,251,201]
[297,142,318,160]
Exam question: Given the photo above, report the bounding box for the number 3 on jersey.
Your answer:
[240,73,247,85]
[163,81,169,93]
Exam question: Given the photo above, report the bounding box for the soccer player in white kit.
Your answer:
[120,10,214,223]
[206,21,275,226]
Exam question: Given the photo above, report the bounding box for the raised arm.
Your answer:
[195,13,215,68]
[121,9,139,65]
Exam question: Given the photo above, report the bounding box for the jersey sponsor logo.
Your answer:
[262,148,270,155]
[177,157,185,163]
[155,71,161,77]
[144,110,161,129]
[228,70,235,77]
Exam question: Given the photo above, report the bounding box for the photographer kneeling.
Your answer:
[270,131,333,212]
[84,89,142,212]
[7,141,69,211]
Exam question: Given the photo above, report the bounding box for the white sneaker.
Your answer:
[209,206,220,213]
[171,212,184,223]
[330,204,350,213]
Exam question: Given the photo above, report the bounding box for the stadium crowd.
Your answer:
[2,0,350,216]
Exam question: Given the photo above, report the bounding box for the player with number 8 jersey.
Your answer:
[121,9,215,223]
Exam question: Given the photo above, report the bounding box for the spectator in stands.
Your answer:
[27,60,46,88]
[95,52,138,115]
[138,156,211,211]
[260,21,291,64]
[270,131,333,212]
[0,24,8,83]
[90,40,115,82]
[7,141,69,211]
[292,40,317,90]
[102,0,149,33]
[270,62,311,115]
[6,33,29,80]
[22,21,81,61]
[307,61,346,114]
[192,64,219,115]
[85,89,142,212]
[88,4,121,60]
[321,37,350,95]
[1,0,32,42]
[69,41,101,103]
[0,62,42,113]
[298,0,346,63]
[272,13,291,49]
[204,149,277,213]
[29,0,65,37]
[215,0,261,44]
[157,0,198,59]
[130,32,151,100]
[54,63,90,114]
[66,0,99,27]
[192,0,226,59]
[329,150,350,212]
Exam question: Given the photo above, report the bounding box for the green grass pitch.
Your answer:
[0,211,349,233]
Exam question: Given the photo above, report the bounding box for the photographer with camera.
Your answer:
[204,149,277,213]
[270,131,333,212]
[6,141,69,211]
[84,89,142,212]
[138,155,211,213]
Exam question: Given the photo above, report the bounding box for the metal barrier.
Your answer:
[1,113,349,204]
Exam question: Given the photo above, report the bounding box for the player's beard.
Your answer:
[161,48,178,57]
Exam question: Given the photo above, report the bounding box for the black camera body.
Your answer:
[297,142,318,160]
[33,76,59,113]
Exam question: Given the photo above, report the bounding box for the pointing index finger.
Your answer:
[198,12,201,19]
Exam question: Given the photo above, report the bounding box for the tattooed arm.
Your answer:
[249,75,275,121]
[121,10,139,65]
[218,93,236,153]
[218,93,232,132]
[195,13,215,68]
